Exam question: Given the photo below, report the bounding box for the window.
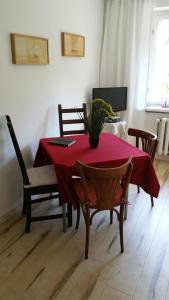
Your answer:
[146,8,169,109]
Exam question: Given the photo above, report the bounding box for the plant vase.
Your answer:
[89,135,100,149]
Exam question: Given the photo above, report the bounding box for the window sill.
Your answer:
[145,106,169,113]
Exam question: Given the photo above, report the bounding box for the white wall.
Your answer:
[0,0,103,218]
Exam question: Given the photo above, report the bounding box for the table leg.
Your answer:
[124,204,128,220]
[67,203,72,227]
[62,204,67,232]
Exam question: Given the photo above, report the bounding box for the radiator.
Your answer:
[157,118,169,155]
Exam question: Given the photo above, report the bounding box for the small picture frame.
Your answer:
[10,33,49,65]
[61,32,85,57]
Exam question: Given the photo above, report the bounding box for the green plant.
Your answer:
[84,99,115,138]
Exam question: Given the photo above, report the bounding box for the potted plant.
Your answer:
[84,99,115,148]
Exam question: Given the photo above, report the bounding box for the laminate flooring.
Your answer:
[0,160,169,300]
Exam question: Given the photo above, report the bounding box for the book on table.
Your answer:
[48,137,76,147]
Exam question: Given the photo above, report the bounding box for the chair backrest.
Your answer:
[128,128,158,161]
[58,103,87,136]
[6,115,30,185]
[75,158,133,210]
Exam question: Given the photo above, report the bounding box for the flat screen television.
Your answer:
[92,87,127,112]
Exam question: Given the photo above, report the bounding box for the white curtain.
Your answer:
[100,0,154,128]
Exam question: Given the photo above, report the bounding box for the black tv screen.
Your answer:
[92,87,127,112]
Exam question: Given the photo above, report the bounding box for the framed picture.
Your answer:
[10,33,49,65]
[61,32,85,57]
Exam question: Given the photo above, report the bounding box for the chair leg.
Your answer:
[85,207,90,259]
[150,196,154,207]
[137,185,140,193]
[119,205,124,253]
[22,189,26,215]
[75,202,81,229]
[67,203,72,227]
[62,204,67,232]
[25,192,31,233]
[110,209,113,224]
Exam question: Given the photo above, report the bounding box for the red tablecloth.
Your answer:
[34,133,160,207]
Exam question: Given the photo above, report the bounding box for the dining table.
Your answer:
[34,133,160,226]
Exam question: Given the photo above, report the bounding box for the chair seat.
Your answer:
[72,178,124,208]
[26,165,57,188]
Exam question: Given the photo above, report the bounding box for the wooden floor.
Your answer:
[0,160,169,300]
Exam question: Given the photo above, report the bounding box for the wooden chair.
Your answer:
[72,159,133,259]
[58,103,87,136]
[128,128,158,207]
[6,115,66,233]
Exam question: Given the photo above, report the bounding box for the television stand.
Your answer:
[103,120,127,138]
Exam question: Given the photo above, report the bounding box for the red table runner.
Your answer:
[34,133,160,207]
